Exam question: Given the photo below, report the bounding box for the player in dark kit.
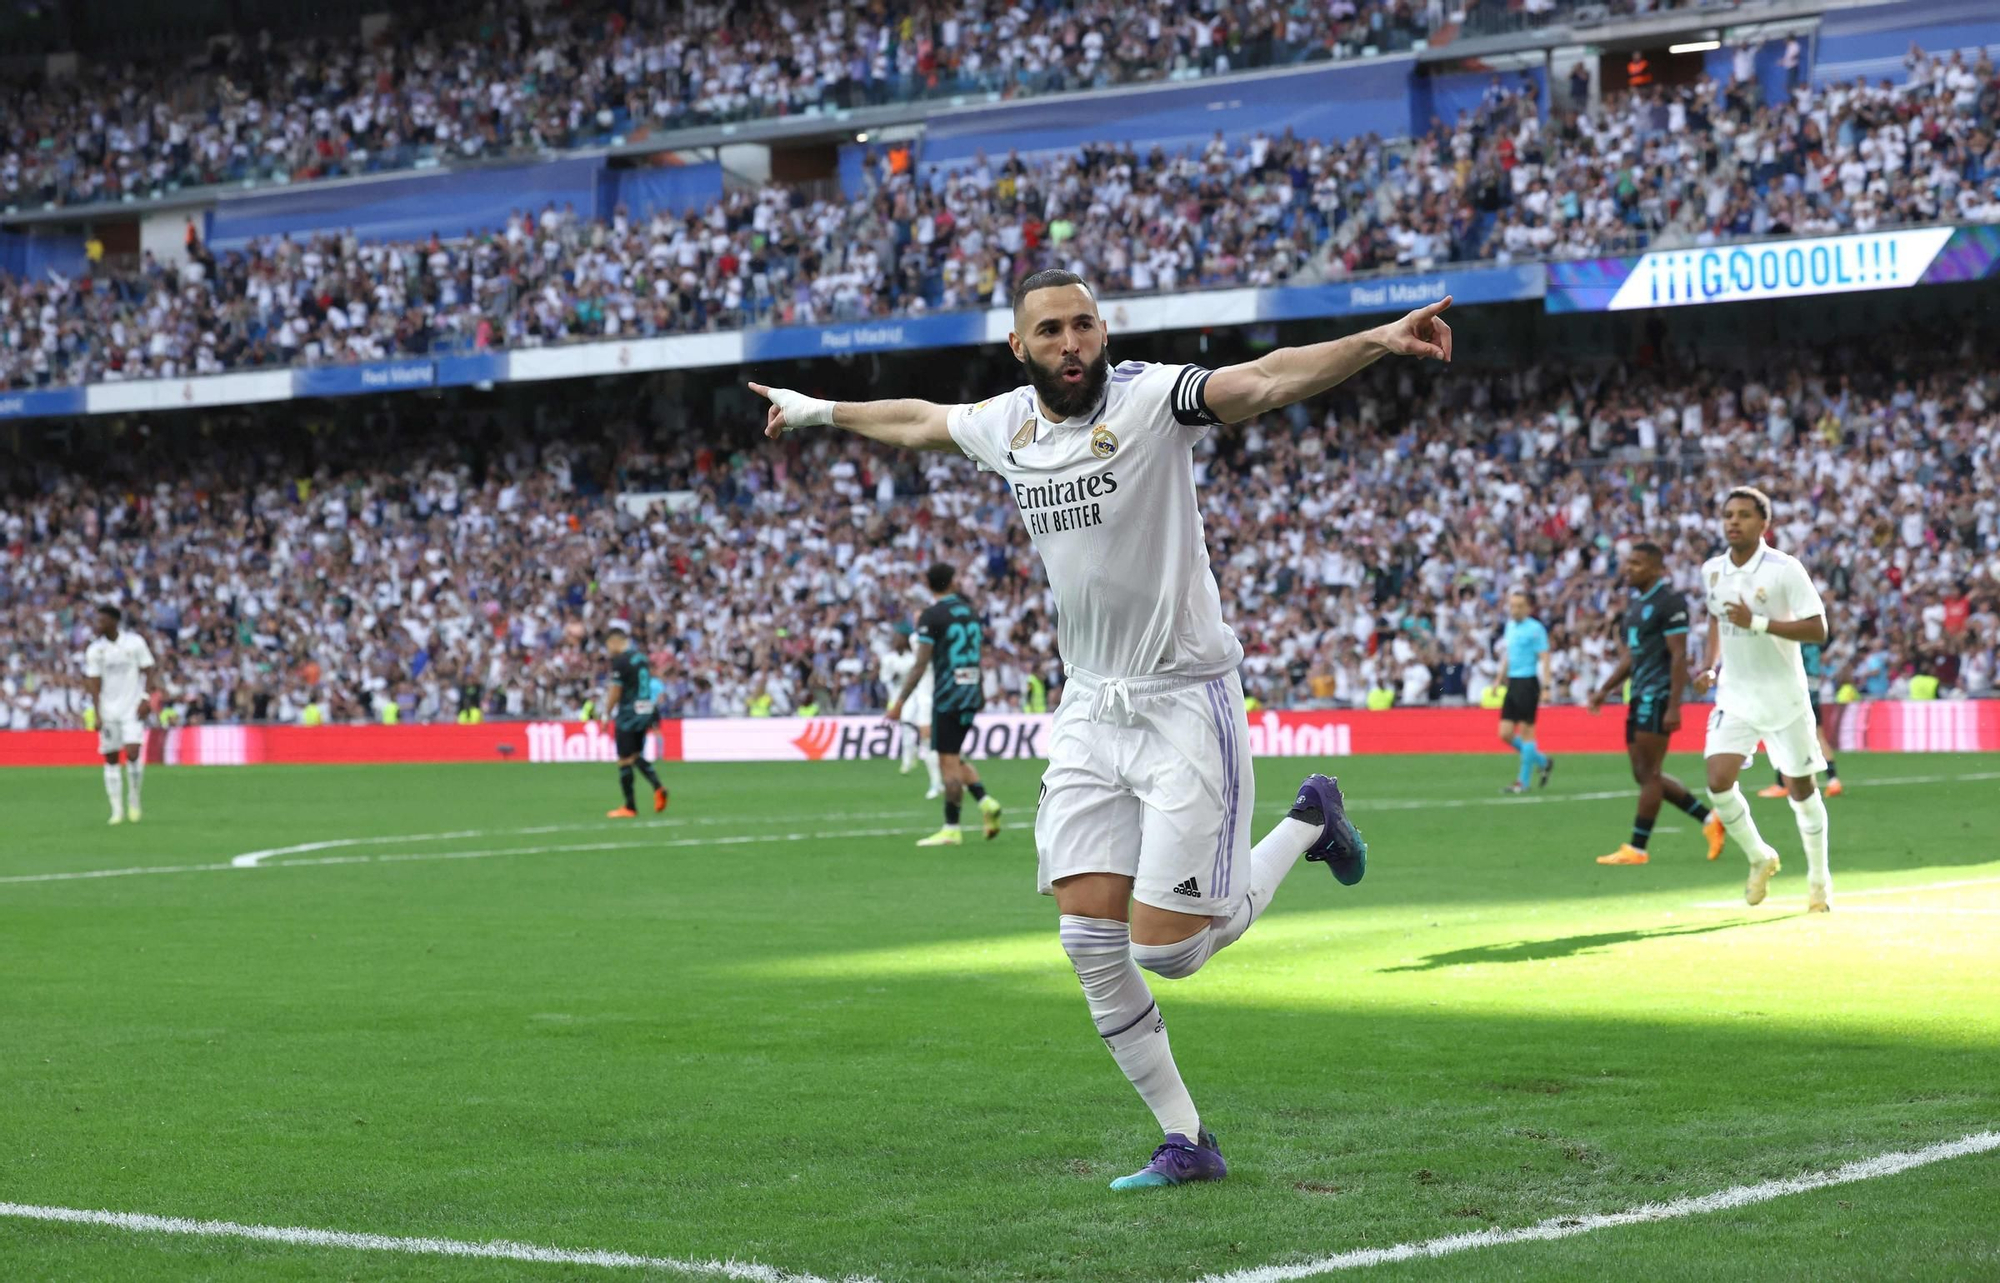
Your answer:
[603,621,669,818]
[888,563,1003,846]
[1587,543,1726,865]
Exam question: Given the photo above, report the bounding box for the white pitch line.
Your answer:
[1835,905,2000,916]
[1691,874,2000,910]
[0,861,237,886]
[1193,1130,2000,1283]
[229,808,940,868]
[0,1201,874,1283]
[3,827,927,887]
[5,1131,1994,1281]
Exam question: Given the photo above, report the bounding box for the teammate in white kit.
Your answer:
[82,604,155,825]
[751,270,1453,1188]
[1690,487,1833,912]
[879,630,943,798]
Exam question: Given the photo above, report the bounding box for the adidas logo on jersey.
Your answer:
[1171,878,1201,898]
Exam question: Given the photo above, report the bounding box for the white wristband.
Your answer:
[1750,614,1770,635]
[766,386,835,430]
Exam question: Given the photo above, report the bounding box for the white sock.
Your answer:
[923,748,943,790]
[104,763,124,816]
[1213,815,1321,949]
[1790,791,1830,887]
[126,755,144,808]
[1059,915,1200,1138]
[900,728,919,768]
[1708,785,1771,864]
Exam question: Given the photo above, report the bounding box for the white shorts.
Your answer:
[900,686,932,729]
[1704,705,1827,779]
[98,713,144,757]
[1035,668,1253,918]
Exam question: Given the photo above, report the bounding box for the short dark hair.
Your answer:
[1631,540,1665,560]
[1724,486,1772,520]
[97,604,121,623]
[1510,588,1535,605]
[927,562,957,594]
[1011,268,1090,313]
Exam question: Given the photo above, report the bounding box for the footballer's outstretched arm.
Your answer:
[886,641,933,719]
[1201,297,1453,424]
[750,382,956,451]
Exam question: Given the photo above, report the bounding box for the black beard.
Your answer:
[1023,346,1110,421]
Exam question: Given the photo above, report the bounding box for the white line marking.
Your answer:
[1834,905,2000,916]
[229,808,940,867]
[6,1131,1994,1280]
[1691,874,2000,910]
[1194,1130,2000,1283]
[0,1202,874,1283]
[3,827,926,887]
[0,862,238,885]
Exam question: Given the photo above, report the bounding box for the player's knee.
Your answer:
[1131,928,1215,980]
[1058,915,1129,967]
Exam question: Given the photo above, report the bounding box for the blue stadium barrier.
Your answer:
[1814,0,2000,87]
[207,156,605,249]
[920,58,1414,171]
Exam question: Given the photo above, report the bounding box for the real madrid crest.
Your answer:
[1010,418,1036,449]
[1090,425,1118,459]
[1754,587,1768,603]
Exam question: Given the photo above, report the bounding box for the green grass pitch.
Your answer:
[2,750,1997,1282]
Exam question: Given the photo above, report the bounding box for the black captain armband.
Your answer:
[1171,365,1222,428]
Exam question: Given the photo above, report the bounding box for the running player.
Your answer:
[1690,487,1832,911]
[1759,599,1841,798]
[889,564,1001,846]
[82,604,154,825]
[752,269,1442,1188]
[880,627,944,798]
[1586,543,1726,865]
[1496,590,1554,794]
[603,621,668,818]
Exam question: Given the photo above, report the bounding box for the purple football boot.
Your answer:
[1108,1128,1228,1190]
[1294,773,1367,886]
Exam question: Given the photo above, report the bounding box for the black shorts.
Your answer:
[614,725,651,759]
[1500,677,1541,724]
[932,709,978,757]
[1625,689,1671,742]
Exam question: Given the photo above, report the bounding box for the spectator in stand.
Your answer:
[3,324,1995,727]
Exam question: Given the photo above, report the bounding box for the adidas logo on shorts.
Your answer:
[1171,878,1201,898]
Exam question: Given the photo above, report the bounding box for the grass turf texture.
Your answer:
[1,751,1996,1283]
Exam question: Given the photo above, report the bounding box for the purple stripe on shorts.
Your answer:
[1203,678,1238,899]
[1216,679,1232,887]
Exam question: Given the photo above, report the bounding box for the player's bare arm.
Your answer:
[604,679,622,728]
[1722,597,1827,644]
[1663,632,1689,732]
[886,640,932,720]
[1200,297,1453,424]
[1590,648,1634,713]
[749,382,956,451]
[1693,615,1721,696]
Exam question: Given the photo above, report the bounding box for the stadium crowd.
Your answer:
[6,46,2000,391]
[4,325,1997,730]
[2,0,1441,212]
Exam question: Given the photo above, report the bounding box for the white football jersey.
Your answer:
[83,630,156,719]
[1702,542,1825,727]
[948,361,1243,681]
[878,643,932,699]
